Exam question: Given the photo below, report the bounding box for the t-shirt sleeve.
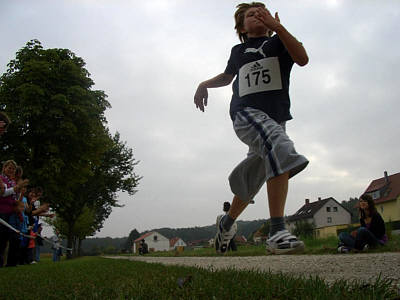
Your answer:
[224,47,237,75]
[274,35,294,65]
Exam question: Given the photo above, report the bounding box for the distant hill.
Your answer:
[74,219,267,254]
[145,219,267,243]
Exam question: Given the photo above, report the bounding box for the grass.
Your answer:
[0,256,398,299]
[128,234,400,257]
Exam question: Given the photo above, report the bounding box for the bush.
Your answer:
[293,220,315,238]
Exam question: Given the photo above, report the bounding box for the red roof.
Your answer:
[363,172,400,204]
[134,232,154,243]
[234,235,247,243]
[169,237,180,247]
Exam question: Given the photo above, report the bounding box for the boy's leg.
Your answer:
[267,172,289,235]
[267,171,289,217]
[227,195,248,220]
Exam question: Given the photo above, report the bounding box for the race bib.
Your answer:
[238,57,282,97]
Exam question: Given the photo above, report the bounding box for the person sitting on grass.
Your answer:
[338,194,387,253]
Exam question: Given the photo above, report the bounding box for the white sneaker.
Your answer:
[266,230,304,254]
[215,216,237,254]
[337,246,350,253]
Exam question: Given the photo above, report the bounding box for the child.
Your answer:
[27,227,37,264]
[194,2,309,254]
[338,194,387,252]
[215,202,237,251]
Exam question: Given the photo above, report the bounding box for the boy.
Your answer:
[194,2,309,254]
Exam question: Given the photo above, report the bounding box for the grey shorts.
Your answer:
[228,107,309,202]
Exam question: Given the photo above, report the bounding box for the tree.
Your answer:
[0,40,140,257]
[293,220,315,238]
[341,197,359,223]
[124,229,140,252]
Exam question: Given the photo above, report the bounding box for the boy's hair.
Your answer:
[235,2,272,43]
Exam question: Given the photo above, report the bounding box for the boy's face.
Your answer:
[241,7,269,36]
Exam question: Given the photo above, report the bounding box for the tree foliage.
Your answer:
[293,220,315,238]
[341,197,360,223]
[124,229,140,251]
[0,40,140,256]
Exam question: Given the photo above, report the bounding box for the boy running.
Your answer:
[194,2,309,254]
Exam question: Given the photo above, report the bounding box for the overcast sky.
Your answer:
[1,0,399,238]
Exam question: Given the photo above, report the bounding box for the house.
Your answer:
[286,197,352,238]
[234,235,247,244]
[169,237,187,250]
[362,171,400,223]
[133,231,169,253]
[252,230,268,244]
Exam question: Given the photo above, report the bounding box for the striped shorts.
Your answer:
[228,107,309,202]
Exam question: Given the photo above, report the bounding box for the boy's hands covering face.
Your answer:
[255,8,281,32]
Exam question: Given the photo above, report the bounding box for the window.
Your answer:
[333,207,338,212]
[326,207,331,212]
[371,190,380,200]
[153,235,158,242]
[327,217,332,223]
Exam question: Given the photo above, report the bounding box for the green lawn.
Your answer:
[0,256,398,299]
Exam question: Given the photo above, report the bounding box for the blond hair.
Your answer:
[234,2,272,43]
[2,160,17,174]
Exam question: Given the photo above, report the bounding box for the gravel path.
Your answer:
[106,253,400,285]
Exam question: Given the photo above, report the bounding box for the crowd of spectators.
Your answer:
[0,111,60,267]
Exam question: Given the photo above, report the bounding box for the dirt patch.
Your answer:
[106,253,400,285]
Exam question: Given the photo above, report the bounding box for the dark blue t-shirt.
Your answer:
[225,35,294,123]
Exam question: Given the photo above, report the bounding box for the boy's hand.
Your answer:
[256,8,281,32]
[194,83,208,112]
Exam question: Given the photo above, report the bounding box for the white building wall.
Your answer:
[314,199,351,228]
[144,232,170,252]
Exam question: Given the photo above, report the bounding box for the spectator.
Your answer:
[51,231,61,262]
[139,239,148,255]
[215,202,237,252]
[338,194,387,252]
[27,227,37,264]
[0,160,18,267]
[6,201,25,267]
[35,224,44,262]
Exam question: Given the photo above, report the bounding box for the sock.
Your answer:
[270,217,285,236]
[222,215,235,231]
